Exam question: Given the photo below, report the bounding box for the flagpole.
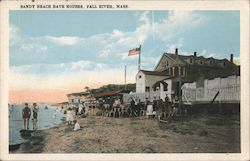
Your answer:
[125,65,127,90]
[138,45,141,71]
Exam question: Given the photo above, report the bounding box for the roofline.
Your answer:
[153,53,177,71]
[153,53,165,71]
[140,69,168,76]
[67,92,89,96]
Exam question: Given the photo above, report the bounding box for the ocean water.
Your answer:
[9,104,65,145]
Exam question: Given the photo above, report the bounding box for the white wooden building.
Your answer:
[136,70,167,93]
[125,48,240,104]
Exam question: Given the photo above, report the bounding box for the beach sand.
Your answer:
[13,112,240,153]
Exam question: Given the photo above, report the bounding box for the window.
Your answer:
[163,82,168,91]
[162,61,168,68]
[200,60,203,64]
[138,75,142,78]
[162,62,166,68]
[180,67,183,75]
[210,60,213,65]
[145,86,150,92]
[190,58,193,63]
[223,62,226,67]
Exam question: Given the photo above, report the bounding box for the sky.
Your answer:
[9,10,240,103]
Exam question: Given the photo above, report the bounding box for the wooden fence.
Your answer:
[182,76,240,104]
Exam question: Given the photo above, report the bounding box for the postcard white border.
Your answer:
[0,0,249,161]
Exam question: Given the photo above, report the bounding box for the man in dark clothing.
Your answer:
[75,104,79,116]
[22,103,31,130]
[153,99,158,112]
[158,99,165,119]
[130,98,135,117]
[137,99,143,116]
[172,96,179,117]
[164,95,171,119]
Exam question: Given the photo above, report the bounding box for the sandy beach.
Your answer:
[13,111,240,153]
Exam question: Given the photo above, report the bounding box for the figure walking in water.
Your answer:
[32,103,39,130]
[22,103,31,130]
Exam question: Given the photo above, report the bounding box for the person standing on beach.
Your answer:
[32,103,39,130]
[22,103,31,130]
[66,108,74,125]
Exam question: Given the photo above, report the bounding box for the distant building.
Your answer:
[136,48,240,99]
[66,92,89,104]
[90,90,130,103]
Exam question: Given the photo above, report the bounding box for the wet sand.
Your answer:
[13,113,240,153]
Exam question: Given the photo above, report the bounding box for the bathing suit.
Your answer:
[22,107,31,119]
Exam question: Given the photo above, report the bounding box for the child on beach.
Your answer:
[73,120,80,131]
[66,108,74,125]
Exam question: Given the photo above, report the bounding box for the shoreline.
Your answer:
[11,112,240,153]
[9,103,65,153]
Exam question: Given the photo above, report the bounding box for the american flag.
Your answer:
[128,46,140,56]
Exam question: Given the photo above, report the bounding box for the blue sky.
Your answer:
[9,10,240,91]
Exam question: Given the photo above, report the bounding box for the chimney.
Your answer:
[230,54,233,63]
[194,51,197,57]
[175,48,178,55]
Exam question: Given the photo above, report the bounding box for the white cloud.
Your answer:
[154,11,205,41]
[112,29,124,38]
[9,60,138,90]
[199,49,216,58]
[46,36,81,45]
[98,44,113,58]
[19,44,48,53]
[10,11,207,65]
[233,56,240,65]
[139,11,150,24]
[9,11,209,91]
[165,38,184,53]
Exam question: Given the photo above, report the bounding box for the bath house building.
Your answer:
[135,48,240,100]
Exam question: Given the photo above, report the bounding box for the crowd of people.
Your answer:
[20,95,186,131]
[96,94,187,120]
